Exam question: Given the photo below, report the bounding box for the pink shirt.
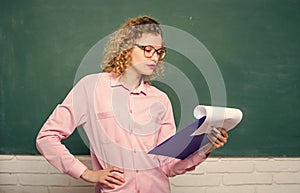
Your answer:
[36,72,208,193]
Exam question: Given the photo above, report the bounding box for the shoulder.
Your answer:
[76,72,111,85]
[75,73,98,84]
[73,72,112,91]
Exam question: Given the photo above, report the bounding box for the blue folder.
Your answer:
[148,116,211,160]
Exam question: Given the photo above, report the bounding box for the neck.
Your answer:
[120,71,142,91]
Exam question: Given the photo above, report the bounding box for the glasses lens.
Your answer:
[138,44,166,60]
[143,46,155,58]
[158,49,166,60]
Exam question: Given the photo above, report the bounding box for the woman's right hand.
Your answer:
[80,167,125,189]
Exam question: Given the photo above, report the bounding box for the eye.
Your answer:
[144,46,153,53]
[157,49,165,55]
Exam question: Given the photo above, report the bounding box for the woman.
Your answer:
[36,16,228,193]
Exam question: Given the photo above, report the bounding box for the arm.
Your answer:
[160,130,228,177]
[36,78,88,179]
[158,97,228,177]
[36,75,126,188]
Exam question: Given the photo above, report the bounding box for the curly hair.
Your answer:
[101,16,165,83]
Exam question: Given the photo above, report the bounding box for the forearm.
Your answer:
[36,103,87,178]
[160,149,208,177]
[36,134,87,178]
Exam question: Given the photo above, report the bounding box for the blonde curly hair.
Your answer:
[101,16,165,83]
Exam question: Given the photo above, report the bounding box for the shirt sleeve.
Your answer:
[158,95,208,177]
[36,77,89,179]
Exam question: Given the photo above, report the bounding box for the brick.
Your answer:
[170,186,206,193]
[0,160,48,173]
[273,158,300,161]
[1,155,299,193]
[18,174,70,186]
[190,163,206,175]
[250,158,270,161]
[69,177,94,186]
[206,161,254,173]
[19,186,48,193]
[223,174,272,185]
[0,174,18,185]
[256,185,300,193]
[0,186,48,193]
[221,158,268,162]
[274,172,300,184]
[47,164,62,174]
[48,187,95,193]
[172,184,256,193]
[188,157,218,174]
[255,160,300,172]
[0,186,20,193]
[206,157,220,162]
[0,155,14,161]
[16,155,46,161]
[0,186,49,193]
[171,174,221,187]
[206,185,256,193]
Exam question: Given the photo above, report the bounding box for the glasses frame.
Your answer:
[134,44,166,61]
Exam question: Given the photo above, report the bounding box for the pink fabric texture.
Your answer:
[36,72,207,193]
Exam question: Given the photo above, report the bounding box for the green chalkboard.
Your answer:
[1,0,299,156]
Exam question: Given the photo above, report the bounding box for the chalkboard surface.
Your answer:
[1,0,299,156]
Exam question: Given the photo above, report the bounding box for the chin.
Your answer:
[142,71,154,76]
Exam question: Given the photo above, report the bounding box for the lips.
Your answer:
[147,64,156,69]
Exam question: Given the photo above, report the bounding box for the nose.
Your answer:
[150,51,160,63]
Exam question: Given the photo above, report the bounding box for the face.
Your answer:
[130,33,163,76]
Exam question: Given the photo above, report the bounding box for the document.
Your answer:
[148,105,243,159]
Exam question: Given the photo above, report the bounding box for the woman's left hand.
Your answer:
[205,128,229,154]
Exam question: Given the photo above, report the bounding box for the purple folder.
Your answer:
[148,116,211,160]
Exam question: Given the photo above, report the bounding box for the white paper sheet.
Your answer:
[192,105,243,136]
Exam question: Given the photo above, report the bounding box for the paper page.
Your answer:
[191,105,243,136]
[148,105,243,159]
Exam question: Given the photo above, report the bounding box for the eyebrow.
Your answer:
[135,43,165,49]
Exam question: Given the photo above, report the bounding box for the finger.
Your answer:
[220,128,229,138]
[214,138,225,147]
[106,176,124,185]
[214,128,228,143]
[212,127,221,133]
[102,179,115,189]
[207,134,217,144]
[217,134,228,144]
[210,132,226,144]
[207,134,223,148]
[108,172,125,183]
[110,167,124,174]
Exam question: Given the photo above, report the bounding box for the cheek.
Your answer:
[131,51,144,65]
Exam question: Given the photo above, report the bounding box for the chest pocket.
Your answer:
[97,111,114,119]
[96,111,121,144]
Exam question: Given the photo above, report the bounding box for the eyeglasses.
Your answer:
[134,44,166,61]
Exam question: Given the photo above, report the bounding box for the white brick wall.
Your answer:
[0,155,94,193]
[0,155,299,193]
[171,157,300,193]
